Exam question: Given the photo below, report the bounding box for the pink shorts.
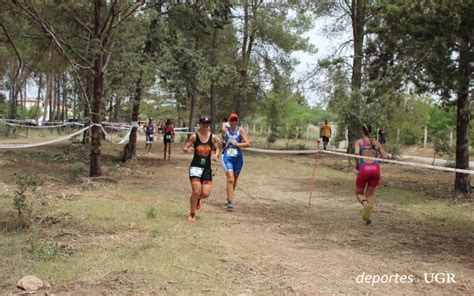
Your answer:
[356,163,381,188]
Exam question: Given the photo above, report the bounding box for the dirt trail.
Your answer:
[1,141,472,295]
[125,145,473,295]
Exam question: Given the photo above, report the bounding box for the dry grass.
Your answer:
[0,138,472,294]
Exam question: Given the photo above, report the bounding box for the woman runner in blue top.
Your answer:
[221,113,250,209]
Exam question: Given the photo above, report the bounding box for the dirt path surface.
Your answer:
[1,141,473,295]
[111,146,473,294]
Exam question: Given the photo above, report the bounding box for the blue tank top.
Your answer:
[224,126,242,155]
[359,137,380,166]
[146,122,154,134]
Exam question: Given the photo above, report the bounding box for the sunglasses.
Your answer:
[201,121,211,124]
[230,118,238,122]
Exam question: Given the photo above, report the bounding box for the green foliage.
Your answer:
[34,240,61,261]
[10,174,42,229]
[146,207,157,219]
[387,95,430,145]
[427,106,455,141]
[0,101,8,117]
[27,105,39,119]
[432,138,454,165]
[67,165,86,179]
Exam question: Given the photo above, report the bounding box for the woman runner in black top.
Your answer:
[183,115,219,222]
[163,119,175,160]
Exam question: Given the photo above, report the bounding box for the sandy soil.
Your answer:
[0,140,472,295]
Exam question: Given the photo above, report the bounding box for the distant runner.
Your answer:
[163,119,175,160]
[354,124,388,225]
[320,119,332,150]
[143,117,155,153]
[183,116,219,222]
[221,113,250,209]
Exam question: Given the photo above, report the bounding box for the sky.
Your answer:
[291,17,351,106]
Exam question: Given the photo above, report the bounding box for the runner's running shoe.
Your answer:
[362,203,374,221]
[226,200,233,210]
[188,214,196,222]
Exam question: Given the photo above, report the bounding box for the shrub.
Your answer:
[384,144,402,160]
[9,175,42,229]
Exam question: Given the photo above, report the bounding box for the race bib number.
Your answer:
[227,148,238,157]
[166,135,172,140]
[189,166,204,178]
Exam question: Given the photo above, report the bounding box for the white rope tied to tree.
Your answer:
[0,125,91,149]
[98,125,131,145]
[243,147,474,175]
[0,123,132,149]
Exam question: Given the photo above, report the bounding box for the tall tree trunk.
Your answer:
[188,86,198,133]
[123,1,163,161]
[187,36,201,133]
[108,96,114,121]
[19,78,25,120]
[235,0,258,116]
[44,71,52,123]
[55,75,61,121]
[235,0,249,115]
[89,0,104,177]
[123,72,142,162]
[72,89,77,120]
[82,75,92,144]
[61,74,68,121]
[347,0,366,154]
[209,26,219,131]
[48,73,53,121]
[36,72,42,122]
[454,39,471,194]
[113,96,120,121]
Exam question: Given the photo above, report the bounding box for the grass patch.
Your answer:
[146,207,157,219]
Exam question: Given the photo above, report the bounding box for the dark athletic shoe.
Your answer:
[226,200,233,210]
[366,219,372,225]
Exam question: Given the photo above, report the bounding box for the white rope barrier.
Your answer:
[0,123,132,149]
[245,147,318,154]
[1,121,84,129]
[319,149,474,175]
[99,125,131,145]
[0,126,90,149]
[243,147,474,175]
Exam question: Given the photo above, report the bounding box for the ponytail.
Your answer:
[362,124,376,147]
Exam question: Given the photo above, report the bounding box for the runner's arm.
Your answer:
[183,134,196,153]
[236,128,250,148]
[211,135,220,161]
[354,140,360,170]
[376,140,388,159]
[221,120,227,139]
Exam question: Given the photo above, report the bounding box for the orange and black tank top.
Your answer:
[191,132,213,170]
